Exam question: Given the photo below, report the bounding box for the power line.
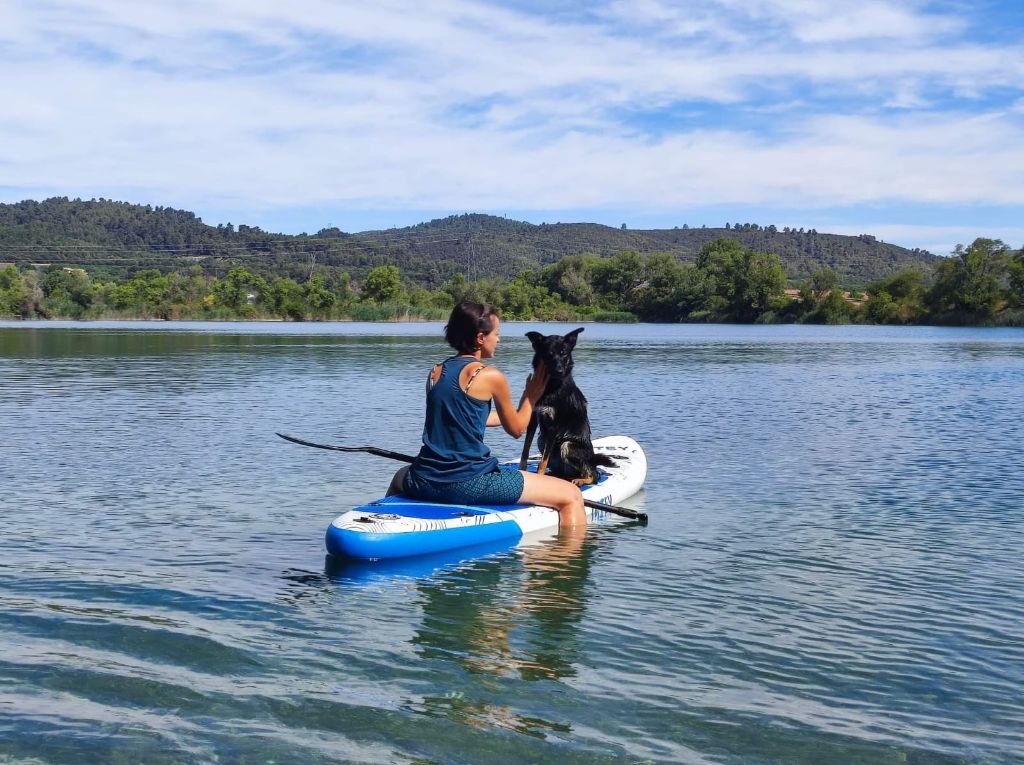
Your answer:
[0,240,467,269]
[1,224,934,282]
[0,219,491,252]
[0,235,463,254]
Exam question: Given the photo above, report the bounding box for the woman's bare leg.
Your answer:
[518,470,587,527]
[387,466,409,496]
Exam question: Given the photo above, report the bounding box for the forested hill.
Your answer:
[0,198,939,287]
[373,214,939,286]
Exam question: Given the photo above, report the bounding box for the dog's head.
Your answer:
[525,328,583,380]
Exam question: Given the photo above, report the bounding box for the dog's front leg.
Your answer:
[537,439,556,477]
[518,412,538,470]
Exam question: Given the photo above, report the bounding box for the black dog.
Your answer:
[518,328,615,484]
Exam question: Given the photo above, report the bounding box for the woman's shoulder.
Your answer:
[458,360,503,380]
[473,362,505,377]
[469,363,508,391]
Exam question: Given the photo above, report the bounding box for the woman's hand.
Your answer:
[488,364,548,438]
[525,362,549,403]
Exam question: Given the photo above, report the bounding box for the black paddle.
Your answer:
[276,432,648,523]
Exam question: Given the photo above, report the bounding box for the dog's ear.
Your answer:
[564,327,584,349]
[525,331,544,348]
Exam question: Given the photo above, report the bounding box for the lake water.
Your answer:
[1,320,1022,764]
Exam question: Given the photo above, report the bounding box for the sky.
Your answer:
[1,0,1022,255]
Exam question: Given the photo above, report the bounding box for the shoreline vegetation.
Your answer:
[3,237,1024,327]
[2,236,1023,327]
[2,197,1020,326]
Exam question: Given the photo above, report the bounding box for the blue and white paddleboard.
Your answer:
[326,436,647,560]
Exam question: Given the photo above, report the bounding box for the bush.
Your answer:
[591,310,638,323]
[990,308,1024,327]
[347,302,448,321]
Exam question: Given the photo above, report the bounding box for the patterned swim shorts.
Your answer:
[403,465,525,506]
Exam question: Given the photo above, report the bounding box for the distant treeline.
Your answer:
[1,197,938,287]
[2,238,1022,326]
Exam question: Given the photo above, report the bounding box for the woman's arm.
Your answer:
[485,377,531,427]
[478,365,547,438]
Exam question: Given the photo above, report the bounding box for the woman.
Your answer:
[388,300,586,526]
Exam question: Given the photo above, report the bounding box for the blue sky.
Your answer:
[1,0,1022,255]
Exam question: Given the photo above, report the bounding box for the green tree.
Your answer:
[1009,247,1024,308]
[692,239,786,321]
[632,252,685,321]
[591,251,644,309]
[441,273,469,305]
[455,278,504,308]
[864,270,924,324]
[213,266,269,314]
[733,251,787,322]
[360,265,404,303]
[863,290,899,324]
[164,267,212,316]
[791,267,839,322]
[106,281,139,311]
[103,269,173,316]
[270,277,305,320]
[805,288,852,324]
[674,264,715,320]
[134,269,172,310]
[500,271,561,320]
[303,273,337,318]
[42,267,95,316]
[805,267,839,296]
[696,238,744,307]
[928,238,1011,318]
[539,255,597,306]
[0,266,30,317]
[329,271,354,312]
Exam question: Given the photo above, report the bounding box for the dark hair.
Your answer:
[444,300,499,354]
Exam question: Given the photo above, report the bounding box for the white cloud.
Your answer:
[0,0,1022,242]
[787,1,961,43]
[604,0,964,43]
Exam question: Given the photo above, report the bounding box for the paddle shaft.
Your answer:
[276,432,648,522]
[277,432,414,463]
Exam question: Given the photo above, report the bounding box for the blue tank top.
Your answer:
[410,357,499,483]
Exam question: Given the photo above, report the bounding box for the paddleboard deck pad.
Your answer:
[326,436,646,560]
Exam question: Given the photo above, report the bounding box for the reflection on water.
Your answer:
[414,529,592,683]
[2,322,1024,764]
[276,530,602,744]
[409,531,592,739]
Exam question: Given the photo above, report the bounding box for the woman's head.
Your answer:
[445,300,500,355]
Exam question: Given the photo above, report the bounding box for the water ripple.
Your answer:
[2,323,1024,763]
